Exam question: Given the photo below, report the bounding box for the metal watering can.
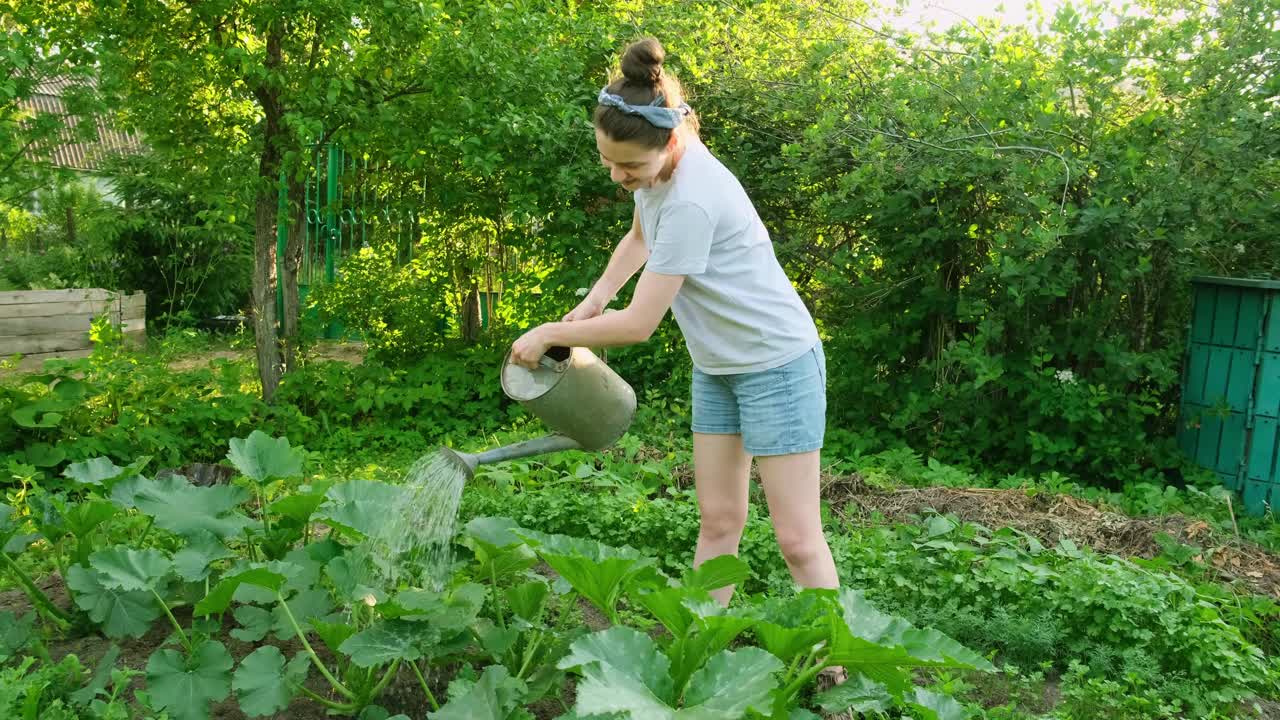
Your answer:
[439,345,636,478]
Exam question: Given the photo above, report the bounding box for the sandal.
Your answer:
[815,665,853,720]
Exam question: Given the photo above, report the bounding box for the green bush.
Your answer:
[308,241,455,362]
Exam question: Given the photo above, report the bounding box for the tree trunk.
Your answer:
[251,27,285,402]
[280,176,305,371]
[460,286,482,343]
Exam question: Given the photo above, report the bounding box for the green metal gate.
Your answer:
[277,143,425,338]
[1177,276,1280,515]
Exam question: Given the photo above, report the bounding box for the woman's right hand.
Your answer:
[562,294,607,322]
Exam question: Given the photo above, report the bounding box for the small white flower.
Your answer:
[1234,243,1246,254]
[1054,369,1077,384]
[361,593,377,607]
[575,287,590,297]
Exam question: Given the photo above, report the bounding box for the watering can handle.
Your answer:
[539,355,567,371]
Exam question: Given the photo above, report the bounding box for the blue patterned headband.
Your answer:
[597,88,692,129]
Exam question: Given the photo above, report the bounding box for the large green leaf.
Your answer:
[63,456,149,489]
[679,647,783,718]
[21,441,65,467]
[62,457,125,486]
[561,627,781,719]
[464,519,539,581]
[90,547,172,592]
[314,480,405,540]
[681,555,751,594]
[635,588,695,638]
[60,498,118,541]
[905,687,968,720]
[813,672,892,714]
[559,627,675,710]
[232,645,309,717]
[117,474,252,540]
[385,584,486,630]
[429,665,527,720]
[173,532,234,583]
[146,640,233,720]
[0,611,34,662]
[516,529,655,622]
[829,589,994,673]
[508,579,551,625]
[267,481,333,524]
[666,613,755,697]
[194,564,293,617]
[313,618,358,654]
[269,588,332,641]
[66,564,162,638]
[228,431,304,483]
[230,605,273,643]
[339,620,428,667]
[748,590,834,663]
[464,516,526,548]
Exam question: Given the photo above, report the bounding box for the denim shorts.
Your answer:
[691,341,826,456]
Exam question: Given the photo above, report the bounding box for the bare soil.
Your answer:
[821,472,1280,600]
[166,341,367,372]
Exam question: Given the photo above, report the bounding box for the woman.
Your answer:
[510,37,839,606]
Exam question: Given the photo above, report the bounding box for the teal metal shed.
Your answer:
[1178,276,1280,515]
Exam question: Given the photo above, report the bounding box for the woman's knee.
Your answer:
[697,503,747,540]
[774,527,827,566]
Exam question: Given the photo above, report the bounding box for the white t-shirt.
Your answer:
[635,138,819,375]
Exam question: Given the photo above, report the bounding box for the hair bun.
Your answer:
[620,37,665,87]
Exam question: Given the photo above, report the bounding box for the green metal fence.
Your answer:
[277,143,425,337]
[1178,276,1280,515]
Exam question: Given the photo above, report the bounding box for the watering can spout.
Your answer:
[440,434,584,479]
[439,345,635,477]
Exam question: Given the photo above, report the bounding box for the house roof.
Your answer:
[19,77,143,172]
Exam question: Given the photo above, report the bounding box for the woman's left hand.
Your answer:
[510,325,554,369]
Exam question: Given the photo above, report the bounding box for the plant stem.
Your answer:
[0,552,71,626]
[410,660,440,711]
[150,589,191,652]
[137,517,155,546]
[277,591,356,700]
[243,527,258,562]
[365,659,401,704]
[780,661,828,706]
[492,565,505,630]
[517,630,542,680]
[255,483,271,537]
[293,682,358,712]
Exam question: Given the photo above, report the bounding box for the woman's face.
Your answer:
[595,129,675,192]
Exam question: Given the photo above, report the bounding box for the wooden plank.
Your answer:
[1217,412,1247,474]
[1267,294,1280,352]
[0,313,96,336]
[1256,351,1280,419]
[1236,291,1264,350]
[120,317,146,332]
[1184,344,1210,405]
[1247,417,1278,482]
[1212,286,1241,346]
[1191,285,1217,344]
[123,330,146,347]
[0,299,114,319]
[121,306,146,320]
[0,331,90,356]
[12,348,93,369]
[1225,348,1255,411]
[120,292,146,308]
[0,289,112,305]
